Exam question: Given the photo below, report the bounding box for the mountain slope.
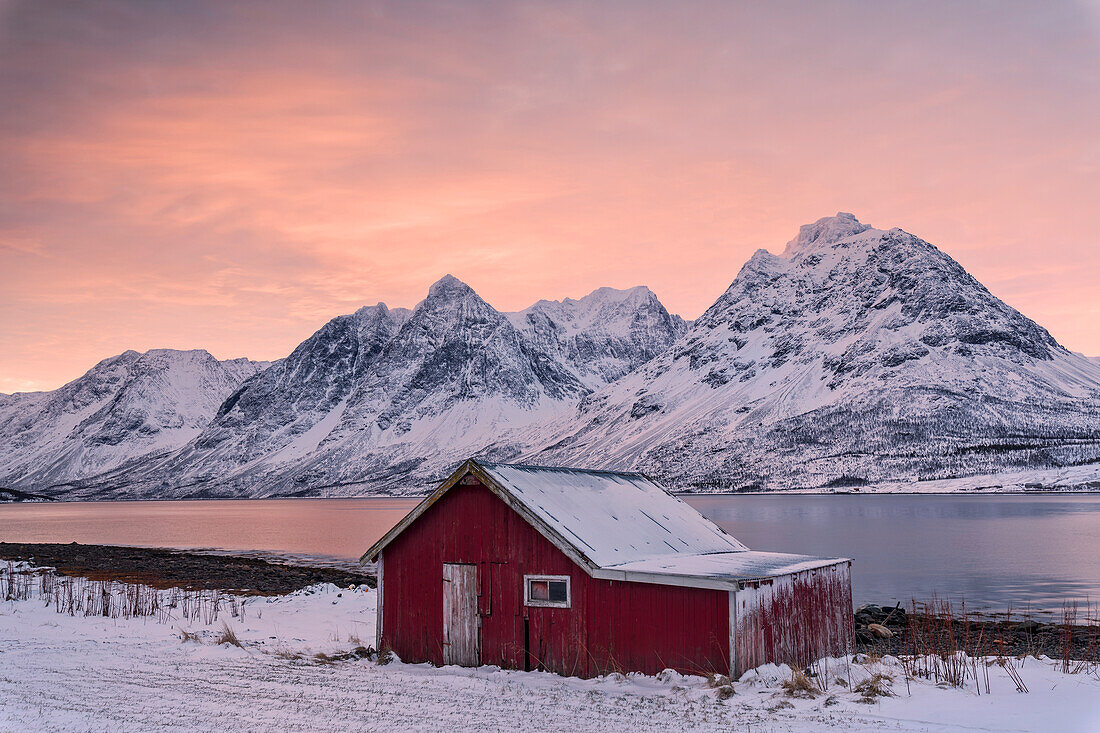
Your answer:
[523,214,1100,490]
[106,303,412,497]
[11,217,1097,499]
[0,350,267,492]
[508,286,690,389]
[67,277,687,498]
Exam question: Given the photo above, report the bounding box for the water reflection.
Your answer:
[685,494,1100,615]
[2,494,1098,615]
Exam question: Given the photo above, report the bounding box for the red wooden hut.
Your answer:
[361,459,853,678]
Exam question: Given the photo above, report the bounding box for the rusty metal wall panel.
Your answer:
[442,563,479,666]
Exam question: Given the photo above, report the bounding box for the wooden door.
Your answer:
[442,563,479,666]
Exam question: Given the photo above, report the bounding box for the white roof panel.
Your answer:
[478,462,748,567]
[604,550,846,583]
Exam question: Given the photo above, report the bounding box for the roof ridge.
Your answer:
[475,460,651,478]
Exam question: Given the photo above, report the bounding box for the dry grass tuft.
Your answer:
[854,671,895,702]
[273,648,304,661]
[705,672,735,699]
[216,623,243,648]
[178,628,201,644]
[706,673,731,688]
[782,669,819,698]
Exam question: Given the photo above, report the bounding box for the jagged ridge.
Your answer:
[50,279,686,498]
[523,214,1100,490]
[5,214,1099,498]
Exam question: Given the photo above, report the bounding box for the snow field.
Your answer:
[2,572,1099,731]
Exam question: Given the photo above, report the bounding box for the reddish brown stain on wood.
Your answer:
[732,564,853,676]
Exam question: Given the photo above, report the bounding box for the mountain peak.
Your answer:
[582,285,656,304]
[354,302,389,315]
[427,274,475,298]
[782,212,871,257]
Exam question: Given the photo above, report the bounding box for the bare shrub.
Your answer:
[2,562,35,601]
[995,657,1029,693]
[7,567,245,627]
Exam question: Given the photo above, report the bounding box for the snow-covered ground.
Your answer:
[1,576,1098,732]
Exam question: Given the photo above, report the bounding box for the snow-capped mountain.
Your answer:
[97,303,413,497]
[7,214,1098,499]
[0,349,267,491]
[522,213,1100,490]
[61,277,686,498]
[508,286,690,389]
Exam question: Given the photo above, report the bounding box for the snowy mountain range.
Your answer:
[0,350,267,491]
[521,214,1100,490]
[3,213,1098,499]
[23,280,687,498]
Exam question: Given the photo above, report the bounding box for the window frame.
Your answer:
[523,574,571,608]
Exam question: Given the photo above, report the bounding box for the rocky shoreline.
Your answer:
[0,487,56,502]
[0,542,374,595]
[853,602,1099,660]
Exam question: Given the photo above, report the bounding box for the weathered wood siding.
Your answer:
[441,563,479,666]
[730,562,853,676]
[381,480,731,677]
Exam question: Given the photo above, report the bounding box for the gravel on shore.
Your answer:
[853,602,1100,660]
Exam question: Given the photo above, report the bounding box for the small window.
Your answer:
[524,575,570,608]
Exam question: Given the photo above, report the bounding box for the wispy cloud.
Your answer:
[1,0,1099,389]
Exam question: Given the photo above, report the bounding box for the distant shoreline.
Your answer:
[5,488,1100,505]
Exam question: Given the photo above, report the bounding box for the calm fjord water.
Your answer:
[2,494,1098,614]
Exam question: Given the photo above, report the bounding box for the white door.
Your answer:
[442,563,479,666]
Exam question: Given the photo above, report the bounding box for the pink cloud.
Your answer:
[1,0,1098,390]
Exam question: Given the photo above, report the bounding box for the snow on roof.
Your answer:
[477,462,749,567]
[603,551,845,583]
[362,459,849,589]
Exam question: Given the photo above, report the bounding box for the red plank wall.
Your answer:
[731,563,854,676]
[380,480,731,678]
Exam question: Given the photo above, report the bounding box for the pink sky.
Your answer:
[2,1,1099,392]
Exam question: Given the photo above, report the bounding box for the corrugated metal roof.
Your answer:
[477,462,748,567]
